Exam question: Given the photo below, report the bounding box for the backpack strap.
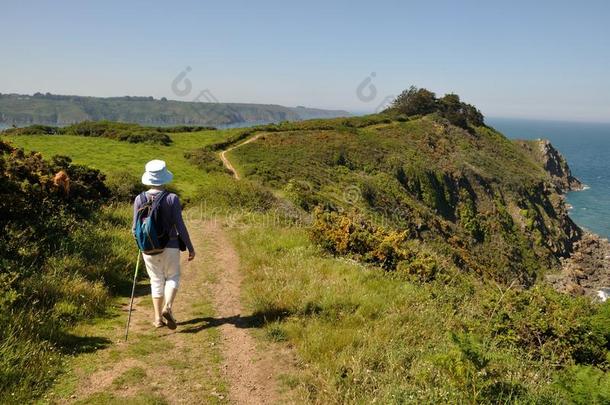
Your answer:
[138,191,148,206]
[150,190,169,211]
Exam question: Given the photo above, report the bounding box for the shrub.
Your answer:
[159,125,216,133]
[396,253,439,282]
[554,365,610,403]
[310,208,419,270]
[105,170,143,201]
[387,86,485,129]
[1,124,59,135]
[0,141,132,402]
[457,188,483,240]
[283,179,320,211]
[482,286,610,365]
[184,148,231,174]
[2,121,173,145]
[391,86,437,116]
[431,333,528,403]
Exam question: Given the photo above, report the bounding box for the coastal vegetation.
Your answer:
[389,85,485,129]
[2,121,174,145]
[2,88,609,403]
[0,141,135,402]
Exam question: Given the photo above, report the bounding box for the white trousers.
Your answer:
[142,248,181,298]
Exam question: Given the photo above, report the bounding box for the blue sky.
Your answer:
[1,0,609,121]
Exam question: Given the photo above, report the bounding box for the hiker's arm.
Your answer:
[172,196,195,255]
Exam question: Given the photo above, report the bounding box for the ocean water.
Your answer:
[489,117,610,238]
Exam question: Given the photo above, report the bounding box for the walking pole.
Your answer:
[124,250,141,341]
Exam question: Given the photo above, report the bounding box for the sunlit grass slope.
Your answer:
[5,129,237,198]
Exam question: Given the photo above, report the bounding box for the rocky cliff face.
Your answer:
[547,232,610,297]
[510,139,583,261]
[515,139,582,192]
[538,139,583,192]
[515,140,610,297]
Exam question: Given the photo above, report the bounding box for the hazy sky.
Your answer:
[1,0,609,121]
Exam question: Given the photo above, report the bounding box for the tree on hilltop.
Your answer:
[391,86,437,116]
[388,86,485,129]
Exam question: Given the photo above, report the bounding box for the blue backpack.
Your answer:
[134,191,169,255]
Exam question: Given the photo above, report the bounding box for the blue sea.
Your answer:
[489,117,610,238]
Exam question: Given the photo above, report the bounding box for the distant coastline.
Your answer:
[0,92,350,128]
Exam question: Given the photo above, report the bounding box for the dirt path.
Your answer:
[51,219,291,404]
[201,219,292,404]
[219,134,262,180]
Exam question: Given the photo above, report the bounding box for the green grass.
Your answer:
[111,367,147,389]
[3,129,237,199]
[41,249,227,405]
[73,392,168,405]
[0,199,139,402]
[228,212,610,403]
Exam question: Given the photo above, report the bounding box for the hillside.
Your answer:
[222,114,581,284]
[0,93,350,127]
[3,95,610,403]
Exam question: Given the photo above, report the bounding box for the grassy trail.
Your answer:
[44,219,293,404]
[219,134,263,179]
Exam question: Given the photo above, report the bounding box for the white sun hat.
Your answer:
[141,159,174,186]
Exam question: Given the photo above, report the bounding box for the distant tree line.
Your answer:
[388,86,485,129]
[1,121,173,145]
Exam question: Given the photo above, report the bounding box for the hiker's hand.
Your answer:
[188,251,196,261]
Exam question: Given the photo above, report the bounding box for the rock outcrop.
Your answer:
[517,140,610,297]
[515,139,583,192]
[536,139,583,192]
[546,232,610,298]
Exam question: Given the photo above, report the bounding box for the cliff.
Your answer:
[0,93,350,127]
[214,113,584,285]
[514,138,583,192]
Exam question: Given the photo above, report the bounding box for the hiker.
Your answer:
[132,159,195,329]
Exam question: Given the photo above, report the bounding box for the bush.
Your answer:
[159,125,216,133]
[396,253,439,282]
[0,141,133,402]
[430,333,529,403]
[391,86,437,116]
[554,365,610,403]
[105,170,144,201]
[184,148,231,174]
[195,178,277,212]
[1,124,59,135]
[387,86,485,129]
[283,179,321,211]
[482,286,610,365]
[2,121,173,145]
[310,208,423,270]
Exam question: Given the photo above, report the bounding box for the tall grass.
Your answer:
[229,212,610,403]
[0,204,135,403]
